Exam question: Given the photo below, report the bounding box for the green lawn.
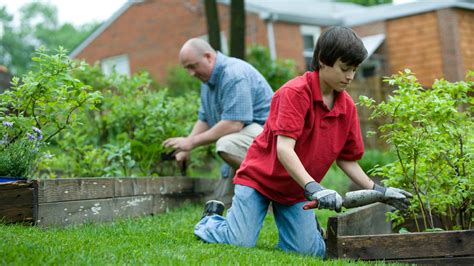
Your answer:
[0,204,403,265]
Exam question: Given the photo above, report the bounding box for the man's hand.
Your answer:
[303,181,343,212]
[163,137,194,152]
[175,151,189,163]
[373,184,413,211]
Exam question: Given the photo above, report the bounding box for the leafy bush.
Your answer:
[247,45,298,91]
[358,149,397,175]
[360,69,473,231]
[0,47,101,178]
[38,63,203,178]
[164,65,201,97]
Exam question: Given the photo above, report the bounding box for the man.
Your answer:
[163,38,273,206]
[194,26,412,257]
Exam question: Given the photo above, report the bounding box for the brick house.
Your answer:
[70,0,473,86]
[70,0,473,148]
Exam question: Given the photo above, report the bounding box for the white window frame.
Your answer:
[101,54,131,77]
[300,25,321,58]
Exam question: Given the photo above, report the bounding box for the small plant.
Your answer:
[359,69,473,231]
[0,122,43,177]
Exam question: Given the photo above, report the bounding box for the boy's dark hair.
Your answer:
[311,26,368,71]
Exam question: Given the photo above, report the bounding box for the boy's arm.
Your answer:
[336,159,413,210]
[276,135,313,187]
[335,159,374,189]
[277,135,342,211]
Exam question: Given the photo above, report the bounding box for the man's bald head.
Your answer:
[179,38,217,82]
[180,38,216,58]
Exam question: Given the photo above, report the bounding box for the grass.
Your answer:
[0,204,404,265]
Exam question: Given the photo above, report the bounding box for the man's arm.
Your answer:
[163,120,243,152]
[190,120,244,148]
[336,159,374,189]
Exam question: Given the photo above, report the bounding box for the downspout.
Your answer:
[262,12,277,61]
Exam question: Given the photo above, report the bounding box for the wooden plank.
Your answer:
[114,177,212,197]
[327,203,393,258]
[36,195,155,226]
[336,230,474,260]
[0,186,34,223]
[193,178,216,194]
[330,203,393,237]
[0,180,33,190]
[392,256,474,264]
[114,178,163,197]
[37,178,115,203]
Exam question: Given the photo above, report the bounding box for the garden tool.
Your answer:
[161,151,187,176]
[303,189,387,212]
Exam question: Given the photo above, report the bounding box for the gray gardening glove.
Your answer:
[373,184,413,211]
[304,181,343,212]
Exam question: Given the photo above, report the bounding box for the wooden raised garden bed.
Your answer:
[326,203,474,263]
[0,177,214,227]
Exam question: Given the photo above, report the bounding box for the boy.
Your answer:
[194,26,411,257]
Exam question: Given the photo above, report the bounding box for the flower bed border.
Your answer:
[0,177,214,227]
[326,203,474,263]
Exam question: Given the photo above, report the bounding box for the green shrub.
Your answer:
[358,149,397,175]
[0,47,101,178]
[38,64,203,178]
[247,45,298,91]
[360,69,473,231]
[164,65,200,97]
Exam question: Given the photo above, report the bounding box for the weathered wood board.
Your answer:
[327,203,474,263]
[0,180,35,223]
[1,177,215,226]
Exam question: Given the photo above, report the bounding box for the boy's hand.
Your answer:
[304,181,343,211]
[373,184,413,211]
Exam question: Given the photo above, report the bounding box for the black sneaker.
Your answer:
[201,200,225,220]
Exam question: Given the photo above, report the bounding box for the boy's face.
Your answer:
[319,58,358,92]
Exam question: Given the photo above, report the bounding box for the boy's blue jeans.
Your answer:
[194,185,326,258]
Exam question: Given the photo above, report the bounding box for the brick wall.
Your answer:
[386,12,443,86]
[458,9,474,75]
[272,22,305,72]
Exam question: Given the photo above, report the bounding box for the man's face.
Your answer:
[180,50,214,82]
[320,58,358,92]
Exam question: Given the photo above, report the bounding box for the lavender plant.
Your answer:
[0,122,43,177]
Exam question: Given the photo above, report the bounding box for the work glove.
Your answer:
[373,184,413,211]
[303,181,343,212]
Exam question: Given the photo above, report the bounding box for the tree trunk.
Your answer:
[230,0,245,60]
[203,0,221,51]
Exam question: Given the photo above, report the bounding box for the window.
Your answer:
[101,54,130,77]
[300,25,321,70]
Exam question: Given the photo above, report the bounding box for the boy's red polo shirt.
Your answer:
[234,71,364,205]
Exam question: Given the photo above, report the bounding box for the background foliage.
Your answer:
[0,2,98,76]
[247,45,298,91]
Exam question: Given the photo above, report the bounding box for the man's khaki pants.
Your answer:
[212,123,263,207]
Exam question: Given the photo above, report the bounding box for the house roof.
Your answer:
[344,0,474,26]
[70,0,474,59]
